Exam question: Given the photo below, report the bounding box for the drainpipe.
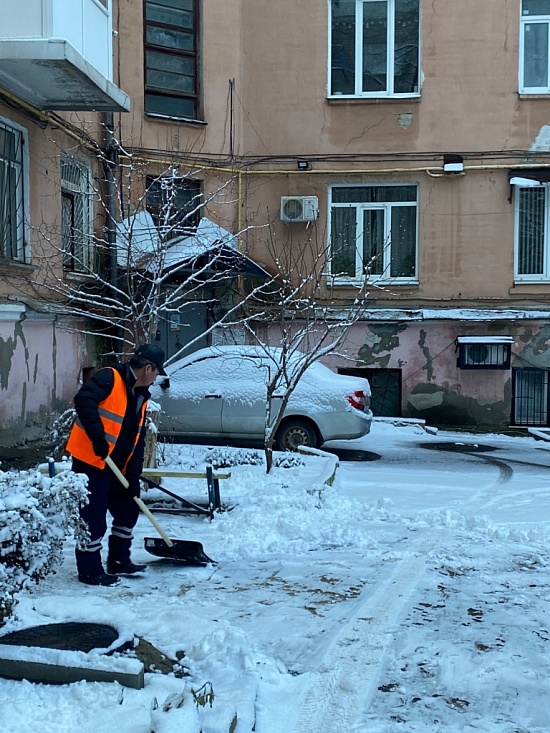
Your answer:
[103,112,118,288]
[103,112,120,354]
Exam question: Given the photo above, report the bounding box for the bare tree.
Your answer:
[229,221,372,472]
[4,128,270,362]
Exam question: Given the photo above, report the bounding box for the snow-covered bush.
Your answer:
[203,448,265,468]
[203,447,306,469]
[0,468,89,625]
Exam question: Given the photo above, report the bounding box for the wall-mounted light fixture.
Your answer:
[297,160,311,171]
[443,154,464,173]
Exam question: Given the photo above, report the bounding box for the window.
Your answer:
[457,337,513,370]
[329,0,420,97]
[146,175,202,240]
[144,0,199,120]
[514,182,550,280]
[520,0,550,92]
[0,118,26,262]
[61,154,94,272]
[513,367,550,424]
[329,184,417,282]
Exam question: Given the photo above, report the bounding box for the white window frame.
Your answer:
[61,153,95,273]
[0,115,29,263]
[514,182,550,281]
[519,1,550,93]
[328,183,419,284]
[328,0,421,99]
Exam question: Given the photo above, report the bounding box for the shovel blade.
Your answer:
[144,537,215,565]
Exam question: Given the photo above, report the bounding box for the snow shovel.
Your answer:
[105,456,215,565]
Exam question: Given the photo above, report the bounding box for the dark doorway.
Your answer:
[512,367,550,426]
[155,303,208,360]
[338,367,402,417]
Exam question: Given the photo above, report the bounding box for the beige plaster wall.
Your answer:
[109,0,545,311]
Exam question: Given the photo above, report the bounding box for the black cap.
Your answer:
[135,344,167,375]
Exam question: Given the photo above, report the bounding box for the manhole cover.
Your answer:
[420,442,497,453]
[0,622,126,653]
[324,448,381,462]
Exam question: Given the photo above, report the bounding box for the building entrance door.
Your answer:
[155,304,208,360]
[338,367,402,417]
[512,368,549,425]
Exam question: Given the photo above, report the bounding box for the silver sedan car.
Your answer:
[150,345,373,450]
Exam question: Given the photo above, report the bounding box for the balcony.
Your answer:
[0,0,129,112]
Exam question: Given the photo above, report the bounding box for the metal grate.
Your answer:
[512,368,549,425]
[458,343,511,369]
[61,155,93,272]
[0,121,24,260]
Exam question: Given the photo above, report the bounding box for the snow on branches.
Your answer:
[0,468,89,625]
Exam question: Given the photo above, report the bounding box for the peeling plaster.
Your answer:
[418,329,435,382]
[408,389,444,410]
[518,324,550,367]
[21,382,27,420]
[358,323,406,367]
[398,112,413,128]
[407,381,511,429]
[0,336,17,390]
[1,321,31,390]
[530,125,550,152]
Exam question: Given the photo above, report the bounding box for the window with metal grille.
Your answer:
[0,118,25,261]
[144,0,200,120]
[61,155,94,272]
[457,337,512,370]
[329,0,420,98]
[146,175,202,240]
[512,367,549,425]
[514,182,550,280]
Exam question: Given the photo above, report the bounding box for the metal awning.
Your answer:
[508,169,550,185]
[163,242,270,279]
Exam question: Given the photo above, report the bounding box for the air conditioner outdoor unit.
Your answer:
[280,196,319,223]
[456,336,513,369]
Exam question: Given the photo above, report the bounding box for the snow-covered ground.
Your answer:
[1,421,550,733]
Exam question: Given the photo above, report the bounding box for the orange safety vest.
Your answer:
[66,368,147,470]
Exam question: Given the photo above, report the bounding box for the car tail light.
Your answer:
[347,390,366,411]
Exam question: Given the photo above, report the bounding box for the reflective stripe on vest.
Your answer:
[66,368,147,469]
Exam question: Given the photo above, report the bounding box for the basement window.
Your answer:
[457,336,513,370]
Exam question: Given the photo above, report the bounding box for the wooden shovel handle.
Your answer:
[105,455,174,548]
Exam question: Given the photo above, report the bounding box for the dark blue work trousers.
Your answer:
[72,458,140,575]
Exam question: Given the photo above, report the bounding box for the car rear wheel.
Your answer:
[275,420,319,452]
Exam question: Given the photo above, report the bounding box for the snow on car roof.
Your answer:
[165,344,301,372]
[154,345,371,411]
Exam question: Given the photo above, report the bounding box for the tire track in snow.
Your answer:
[291,548,430,733]
[288,456,517,733]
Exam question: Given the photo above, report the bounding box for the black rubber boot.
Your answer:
[106,559,147,575]
[78,571,120,586]
[107,535,146,575]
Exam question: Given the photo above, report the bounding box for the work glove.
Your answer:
[127,478,141,499]
[93,439,110,460]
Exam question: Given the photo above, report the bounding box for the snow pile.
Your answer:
[0,468,88,624]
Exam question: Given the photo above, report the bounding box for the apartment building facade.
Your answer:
[2,0,550,443]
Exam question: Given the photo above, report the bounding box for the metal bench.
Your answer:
[140,467,231,519]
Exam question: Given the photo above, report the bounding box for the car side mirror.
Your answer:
[159,377,170,389]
